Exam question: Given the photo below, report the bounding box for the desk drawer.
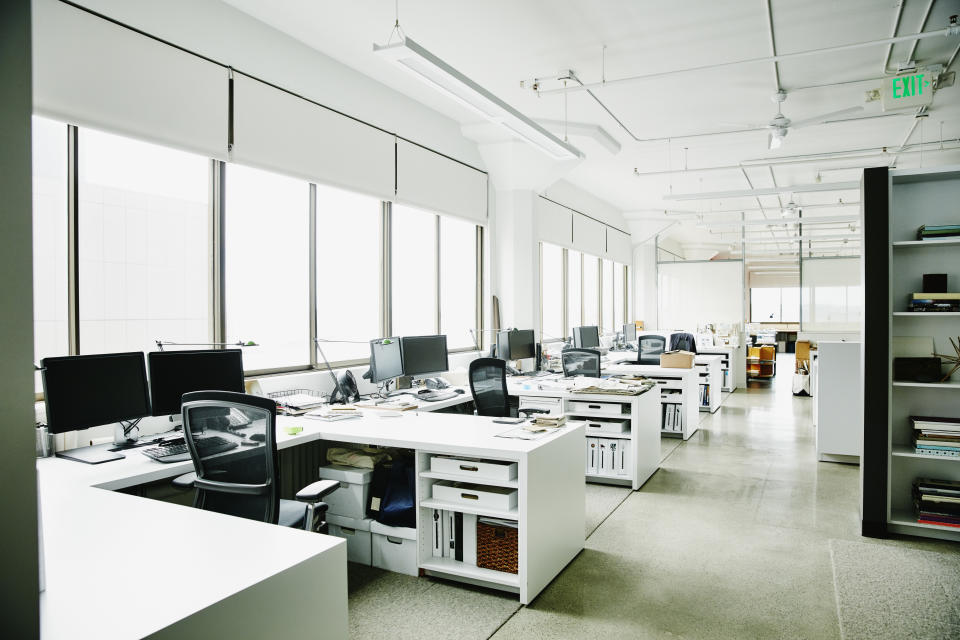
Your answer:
[430,456,518,482]
[518,396,562,415]
[432,481,518,511]
[567,400,628,418]
[584,417,630,434]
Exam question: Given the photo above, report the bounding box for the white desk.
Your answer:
[694,355,723,413]
[39,409,584,610]
[814,341,862,463]
[603,359,702,440]
[698,345,743,392]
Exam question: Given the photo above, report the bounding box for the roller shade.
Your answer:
[32,0,229,160]
[232,73,395,201]
[395,140,487,223]
[535,197,573,247]
[606,228,632,263]
[573,213,606,257]
[659,261,743,329]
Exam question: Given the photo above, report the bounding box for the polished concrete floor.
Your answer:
[346,355,958,639]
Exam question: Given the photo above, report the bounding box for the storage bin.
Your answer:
[430,456,518,482]
[326,514,373,565]
[584,417,629,434]
[567,400,626,418]
[432,481,518,511]
[317,464,374,519]
[476,518,518,574]
[370,521,418,576]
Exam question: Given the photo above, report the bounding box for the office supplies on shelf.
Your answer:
[913,478,960,527]
[917,223,960,240]
[142,435,238,463]
[477,518,518,574]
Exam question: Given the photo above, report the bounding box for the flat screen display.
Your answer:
[147,349,245,416]
[400,335,449,376]
[370,338,403,383]
[497,329,535,360]
[623,323,637,342]
[573,326,600,349]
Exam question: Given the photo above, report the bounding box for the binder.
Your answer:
[463,513,477,565]
[615,440,629,476]
[446,510,457,557]
[432,508,443,557]
[598,440,609,475]
[454,512,464,561]
[586,438,599,474]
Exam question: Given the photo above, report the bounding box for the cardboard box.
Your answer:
[795,340,811,372]
[660,350,695,369]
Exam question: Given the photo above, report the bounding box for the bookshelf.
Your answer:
[862,165,960,542]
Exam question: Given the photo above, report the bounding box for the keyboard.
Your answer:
[143,436,238,463]
[416,391,459,402]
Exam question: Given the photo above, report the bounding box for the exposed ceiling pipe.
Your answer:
[659,201,860,217]
[535,27,957,95]
[888,106,929,166]
[906,0,938,65]
[883,1,907,75]
[664,181,859,201]
[701,214,860,227]
[764,0,782,92]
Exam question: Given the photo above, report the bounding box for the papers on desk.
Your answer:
[568,377,655,395]
[496,426,555,440]
[533,415,568,428]
[354,399,418,411]
[304,406,363,421]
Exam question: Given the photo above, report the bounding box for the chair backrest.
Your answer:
[468,358,510,417]
[182,390,280,524]
[637,335,666,365]
[561,349,601,378]
[669,332,698,354]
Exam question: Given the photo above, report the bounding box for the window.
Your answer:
[392,204,438,337]
[614,264,625,327]
[540,243,563,341]
[602,259,614,332]
[32,117,69,390]
[567,249,582,334]
[439,216,477,349]
[583,255,599,326]
[315,184,382,363]
[225,164,310,371]
[750,287,800,323]
[77,127,210,354]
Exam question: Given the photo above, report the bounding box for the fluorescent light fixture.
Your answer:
[664,181,860,201]
[699,214,860,227]
[374,36,583,161]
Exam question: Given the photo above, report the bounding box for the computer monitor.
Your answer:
[147,349,245,416]
[369,338,404,383]
[41,352,151,434]
[572,326,600,349]
[400,335,449,377]
[622,323,637,343]
[497,329,536,360]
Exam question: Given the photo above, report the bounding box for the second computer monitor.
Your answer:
[622,323,637,342]
[497,329,536,360]
[369,338,404,383]
[147,349,245,416]
[400,335,449,377]
[572,325,600,349]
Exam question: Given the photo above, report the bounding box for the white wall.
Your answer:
[541,180,629,233]
[633,241,657,328]
[658,261,743,332]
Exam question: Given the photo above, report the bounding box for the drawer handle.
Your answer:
[386,536,403,545]
[461,493,479,500]
[342,527,356,535]
[588,404,602,409]
[587,423,601,429]
[459,465,479,472]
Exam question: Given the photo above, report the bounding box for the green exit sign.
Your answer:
[881,72,934,111]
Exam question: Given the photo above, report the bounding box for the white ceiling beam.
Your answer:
[664,181,860,201]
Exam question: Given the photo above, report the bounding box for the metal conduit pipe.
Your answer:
[883,0,908,74]
[906,0,938,65]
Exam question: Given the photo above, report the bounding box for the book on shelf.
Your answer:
[917,224,960,240]
[911,416,960,431]
[913,478,960,527]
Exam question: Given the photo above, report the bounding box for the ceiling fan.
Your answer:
[730,91,864,150]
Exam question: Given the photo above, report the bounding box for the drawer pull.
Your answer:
[459,465,479,472]
[386,536,403,545]
[588,404,602,409]
[587,423,602,429]
[461,493,479,500]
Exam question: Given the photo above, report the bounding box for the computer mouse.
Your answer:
[249,433,266,442]
[454,388,465,394]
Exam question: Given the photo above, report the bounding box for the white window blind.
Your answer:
[32,0,230,160]
[573,213,606,257]
[396,140,487,223]
[231,73,395,201]
[658,261,743,330]
[801,258,862,331]
[535,197,573,247]
[606,228,632,264]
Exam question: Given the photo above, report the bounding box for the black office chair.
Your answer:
[561,349,601,378]
[468,358,548,418]
[636,335,666,365]
[175,391,339,532]
[669,332,698,354]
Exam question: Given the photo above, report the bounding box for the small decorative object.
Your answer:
[923,273,948,293]
[934,337,960,382]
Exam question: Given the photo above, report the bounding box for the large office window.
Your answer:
[750,287,800,323]
[32,117,69,390]
[540,243,563,341]
[583,255,599,327]
[614,263,625,327]
[602,259,615,332]
[567,249,582,333]
[439,216,477,349]
[77,127,210,354]
[392,204,438,337]
[315,184,382,363]
[225,164,310,371]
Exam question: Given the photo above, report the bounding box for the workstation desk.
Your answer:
[602,360,702,441]
[38,407,585,638]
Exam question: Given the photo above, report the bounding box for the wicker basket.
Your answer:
[476,519,518,574]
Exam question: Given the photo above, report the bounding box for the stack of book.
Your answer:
[913,478,960,528]
[911,416,960,457]
[533,415,567,428]
[907,292,960,312]
[917,223,960,241]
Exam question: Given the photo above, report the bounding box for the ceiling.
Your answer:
[222,0,960,262]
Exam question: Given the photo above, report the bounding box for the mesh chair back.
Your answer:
[637,335,666,364]
[669,332,698,354]
[182,391,280,524]
[468,358,510,417]
[562,349,601,378]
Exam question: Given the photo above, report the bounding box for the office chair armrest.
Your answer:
[518,408,548,417]
[171,472,197,489]
[295,479,340,503]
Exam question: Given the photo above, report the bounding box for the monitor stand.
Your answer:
[57,445,124,465]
